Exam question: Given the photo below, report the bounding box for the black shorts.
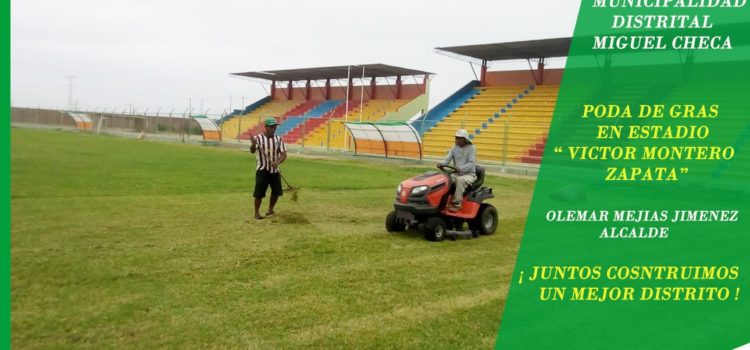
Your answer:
[254,170,283,198]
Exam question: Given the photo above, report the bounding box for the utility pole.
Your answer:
[66,75,76,110]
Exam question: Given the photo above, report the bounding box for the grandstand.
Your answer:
[282,99,352,144]
[221,100,299,140]
[421,85,532,157]
[302,99,409,149]
[225,64,432,148]
[415,38,570,164]
[472,85,559,164]
[412,81,479,135]
[276,99,342,141]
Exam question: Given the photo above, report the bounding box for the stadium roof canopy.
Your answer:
[436,37,571,62]
[231,64,433,82]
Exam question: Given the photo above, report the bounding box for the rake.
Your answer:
[280,172,300,202]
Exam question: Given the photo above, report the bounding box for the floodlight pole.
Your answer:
[66,75,75,110]
[344,65,351,149]
[345,66,350,117]
[359,66,365,122]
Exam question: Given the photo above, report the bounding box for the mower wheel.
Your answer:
[469,204,498,235]
[423,217,447,242]
[385,210,405,232]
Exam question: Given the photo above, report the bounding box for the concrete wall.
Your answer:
[11,108,202,134]
[379,93,429,122]
[11,108,77,127]
[484,68,564,86]
[273,83,426,101]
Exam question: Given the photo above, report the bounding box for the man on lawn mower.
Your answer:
[437,129,477,212]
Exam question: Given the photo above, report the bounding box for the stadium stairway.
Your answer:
[220,96,270,124]
[411,80,480,135]
[520,135,548,164]
[422,85,531,157]
[282,100,354,144]
[237,100,315,140]
[234,100,323,140]
[221,100,299,140]
[276,99,342,139]
[470,85,559,163]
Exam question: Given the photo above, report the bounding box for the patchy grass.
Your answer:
[11,128,533,349]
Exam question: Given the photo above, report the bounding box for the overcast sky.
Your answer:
[11,0,580,116]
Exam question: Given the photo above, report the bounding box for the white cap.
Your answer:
[455,129,472,143]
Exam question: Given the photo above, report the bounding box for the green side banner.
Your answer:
[496,1,750,349]
[0,0,10,348]
[2,0,9,346]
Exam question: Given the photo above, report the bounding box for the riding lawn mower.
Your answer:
[385,164,498,241]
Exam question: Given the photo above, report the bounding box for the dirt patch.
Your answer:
[272,211,311,225]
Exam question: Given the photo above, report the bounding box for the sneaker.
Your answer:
[448,205,461,212]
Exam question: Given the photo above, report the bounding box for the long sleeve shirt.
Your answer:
[439,144,476,174]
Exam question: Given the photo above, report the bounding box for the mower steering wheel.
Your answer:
[437,164,459,174]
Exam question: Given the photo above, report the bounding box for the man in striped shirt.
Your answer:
[250,117,287,220]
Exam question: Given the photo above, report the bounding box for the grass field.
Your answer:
[11,128,534,349]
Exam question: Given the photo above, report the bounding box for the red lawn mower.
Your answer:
[385,164,498,241]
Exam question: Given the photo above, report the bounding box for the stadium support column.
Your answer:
[537,58,546,85]
[370,77,377,100]
[325,79,331,100]
[287,81,294,100]
[271,81,277,100]
[480,60,488,87]
[305,80,311,101]
[396,75,403,99]
[348,76,354,100]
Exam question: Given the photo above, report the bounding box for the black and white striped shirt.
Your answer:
[252,134,286,173]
